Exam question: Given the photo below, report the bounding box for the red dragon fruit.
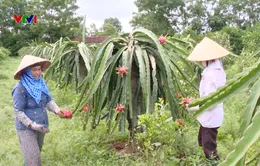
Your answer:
[116,104,124,112]
[116,66,128,76]
[158,36,167,44]
[64,109,72,119]
[83,105,88,112]
[181,97,194,106]
[176,119,184,126]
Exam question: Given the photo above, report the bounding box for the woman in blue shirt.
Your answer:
[12,55,64,166]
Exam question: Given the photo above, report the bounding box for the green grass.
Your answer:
[0,56,23,165]
[0,56,259,166]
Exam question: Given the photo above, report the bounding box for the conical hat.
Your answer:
[187,37,230,61]
[14,55,51,80]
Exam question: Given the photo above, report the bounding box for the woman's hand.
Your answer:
[186,104,200,112]
[55,109,65,118]
[30,122,50,133]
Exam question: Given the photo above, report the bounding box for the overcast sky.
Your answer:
[76,0,138,32]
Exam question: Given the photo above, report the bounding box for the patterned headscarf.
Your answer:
[202,59,224,69]
[20,67,51,104]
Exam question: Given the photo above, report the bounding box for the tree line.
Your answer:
[0,0,259,55]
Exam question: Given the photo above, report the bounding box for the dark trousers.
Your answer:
[198,125,220,160]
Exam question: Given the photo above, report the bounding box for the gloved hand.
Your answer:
[30,122,50,134]
[186,104,200,112]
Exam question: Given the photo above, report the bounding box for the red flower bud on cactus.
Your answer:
[158,36,167,44]
[116,66,128,76]
[162,81,165,87]
[83,105,88,112]
[176,119,183,126]
[116,104,124,112]
[181,97,194,106]
[64,109,72,119]
[177,92,183,99]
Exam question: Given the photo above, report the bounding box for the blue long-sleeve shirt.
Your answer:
[12,82,59,130]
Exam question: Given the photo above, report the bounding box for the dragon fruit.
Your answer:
[158,36,167,44]
[116,104,124,112]
[116,66,128,76]
[64,109,72,119]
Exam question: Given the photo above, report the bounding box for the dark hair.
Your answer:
[30,63,43,68]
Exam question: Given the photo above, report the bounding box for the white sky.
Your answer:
[76,0,138,33]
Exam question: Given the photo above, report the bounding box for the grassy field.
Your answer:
[0,56,22,165]
[0,56,258,166]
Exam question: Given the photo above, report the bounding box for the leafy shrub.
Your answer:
[222,26,245,55]
[206,31,237,69]
[135,99,205,165]
[135,99,178,151]
[0,47,10,61]
[242,22,260,54]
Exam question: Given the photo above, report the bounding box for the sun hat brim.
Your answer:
[14,55,51,80]
[187,37,230,62]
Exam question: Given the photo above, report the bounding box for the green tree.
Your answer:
[219,0,260,28]
[104,17,122,33]
[131,0,260,34]
[131,12,175,35]
[90,18,123,36]
[242,22,260,53]
[0,0,29,55]
[0,0,82,55]
[221,26,245,55]
[29,0,82,42]
[184,0,260,32]
[96,23,118,36]
[87,23,99,36]
[130,0,184,35]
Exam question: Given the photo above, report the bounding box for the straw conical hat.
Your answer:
[14,55,51,80]
[187,37,230,61]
